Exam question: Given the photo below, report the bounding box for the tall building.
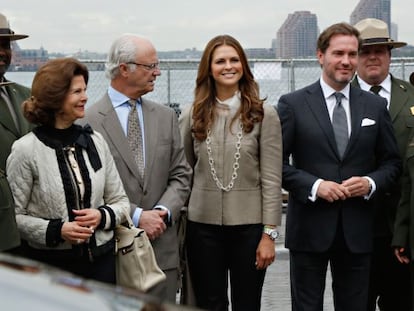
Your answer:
[350,0,391,32]
[391,22,398,41]
[276,11,318,59]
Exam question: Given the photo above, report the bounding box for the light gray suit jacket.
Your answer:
[82,94,192,270]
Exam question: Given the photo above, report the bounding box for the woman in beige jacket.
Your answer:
[179,35,283,311]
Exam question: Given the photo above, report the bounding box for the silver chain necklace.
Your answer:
[206,122,243,192]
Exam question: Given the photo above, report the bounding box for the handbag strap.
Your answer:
[122,210,135,228]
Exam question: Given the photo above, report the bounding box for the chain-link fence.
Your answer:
[9,58,414,116]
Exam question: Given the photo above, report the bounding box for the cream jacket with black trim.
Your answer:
[6,129,129,251]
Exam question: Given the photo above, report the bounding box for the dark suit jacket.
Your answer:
[82,94,192,270]
[277,81,401,253]
[391,80,414,257]
[0,80,31,251]
[352,75,414,236]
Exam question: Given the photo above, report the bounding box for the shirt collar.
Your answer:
[356,74,391,94]
[216,91,241,108]
[108,86,141,108]
[319,77,350,101]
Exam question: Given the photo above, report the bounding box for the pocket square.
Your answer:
[361,118,376,127]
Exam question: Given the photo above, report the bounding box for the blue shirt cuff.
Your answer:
[132,207,143,227]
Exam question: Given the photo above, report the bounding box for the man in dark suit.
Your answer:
[83,34,192,302]
[352,18,413,311]
[277,22,401,311]
[0,13,32,252]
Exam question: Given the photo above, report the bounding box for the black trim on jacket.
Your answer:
[32,124,111,259]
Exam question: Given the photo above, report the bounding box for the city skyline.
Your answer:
[3,0,413,53]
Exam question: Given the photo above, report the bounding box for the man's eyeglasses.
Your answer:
[126,62,160,71]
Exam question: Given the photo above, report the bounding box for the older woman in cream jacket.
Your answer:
[7,58,129,284]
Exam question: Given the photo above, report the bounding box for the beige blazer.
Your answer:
[179,103,283,226]
[82,94,192,270]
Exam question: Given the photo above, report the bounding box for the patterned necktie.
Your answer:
[127,99,144,178]
[332,92,348,158]
[370,85,382,95]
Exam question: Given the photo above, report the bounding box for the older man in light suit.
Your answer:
[0,13,32,252]
[82,34,192,302]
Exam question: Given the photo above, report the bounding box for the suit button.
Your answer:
[143,190,147,195]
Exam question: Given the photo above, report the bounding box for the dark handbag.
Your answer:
[115,213,166,292]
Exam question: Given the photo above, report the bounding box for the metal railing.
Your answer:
[9,58,414,113]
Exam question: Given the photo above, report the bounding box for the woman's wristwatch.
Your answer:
[263,225,280,241]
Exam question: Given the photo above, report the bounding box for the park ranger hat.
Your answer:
[0,13,28,41]
[354,18,406,49]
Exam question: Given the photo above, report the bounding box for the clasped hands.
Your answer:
[138,209,168,240]
[61,209,101,245]
[317,176,371,203]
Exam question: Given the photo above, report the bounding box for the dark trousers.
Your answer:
[367,236,412,311]
[23,242,116,284]
[290,224,371,311]
[187,221,266,311]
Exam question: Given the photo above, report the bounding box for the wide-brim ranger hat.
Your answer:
[354,18,406,49]
[0,13,28,41]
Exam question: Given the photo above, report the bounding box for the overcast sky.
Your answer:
[3,0,412,54]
